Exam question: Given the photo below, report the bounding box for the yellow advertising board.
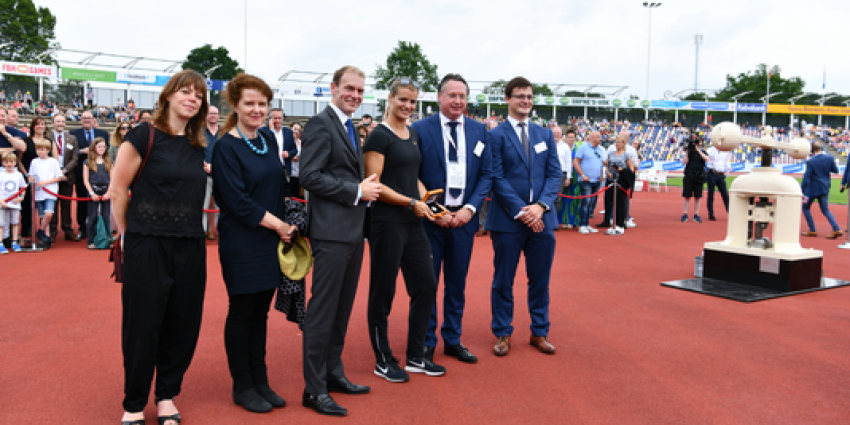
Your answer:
[767,104,850,116]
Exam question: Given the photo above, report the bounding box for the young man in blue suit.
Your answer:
[485,77,561,357]
[801,141,843,240]
[412,74,492,364]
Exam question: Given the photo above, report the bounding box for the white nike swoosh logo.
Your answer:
[410,361,425,368]
[377,365,388,374]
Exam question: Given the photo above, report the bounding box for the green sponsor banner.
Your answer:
[61,67,116,82]
[627,99,637,107]
[476,94,486,102]
[640,99,651,108]
[613,99,623,107]
[544,96,555,105]
[533,96,540,104]
[559,97,570,106]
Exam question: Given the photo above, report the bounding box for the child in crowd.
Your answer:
[0,152,27,253]
[27,139,65,249]
[82,138,112,249]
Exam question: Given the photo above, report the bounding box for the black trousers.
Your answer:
[225,289,275,392]
[604,185,628,228]
[122,234,206,412]
[20,187,33,239]
[367,221,437,362]
[86,200,110,244]
[74,180,89,235]
[49,180,75,237]
[706,172,729,217]
[302,238,363,394]
[288,177,302,199]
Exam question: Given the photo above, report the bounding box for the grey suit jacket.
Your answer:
[300,105,367,243]
[47,131,80,184]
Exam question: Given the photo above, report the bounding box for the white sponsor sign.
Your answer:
[0,60,57,77]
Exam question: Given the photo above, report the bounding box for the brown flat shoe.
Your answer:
[529,336,556,354]
[801,231,818,237]
[826,230,844,240]
[206,230,216,240]
[493,336,511,356]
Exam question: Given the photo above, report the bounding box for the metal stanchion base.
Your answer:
[18,242,45,253]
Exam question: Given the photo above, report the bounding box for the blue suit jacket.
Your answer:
[801,153,838,198]
[262,126,297,176]
[413,115,492,234]
[485,120,561,232]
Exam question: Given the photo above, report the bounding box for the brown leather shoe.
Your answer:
[206,230,216,240]
[529,336,556,354]
[826,230,844,240]
[493,336,511,356]
[801,231,818,237]
[64,233,81,241]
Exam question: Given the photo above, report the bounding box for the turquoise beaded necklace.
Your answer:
[236,125,268,155]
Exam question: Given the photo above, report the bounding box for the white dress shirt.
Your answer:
[557,142,573,175]
[706,146,731,173]
[439,112,466,207]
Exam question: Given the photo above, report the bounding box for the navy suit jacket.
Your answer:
[262,125,297,175]
[412,114,492,234]
[485,119,561,232]
[70,127,110,177]
[801,153,838,198]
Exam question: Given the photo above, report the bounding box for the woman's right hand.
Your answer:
[412,200,434,221]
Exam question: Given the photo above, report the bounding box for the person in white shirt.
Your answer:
[705,144,731,221]
[554,126,572,229]
[27,139,65,248]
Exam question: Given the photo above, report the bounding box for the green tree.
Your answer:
[683,92,711,101]
[182,44,243,80]
[713,64,805,103]
[373,41,439,91]
[483,79,553,96]
[0,0,58,82]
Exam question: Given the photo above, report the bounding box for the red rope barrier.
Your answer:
[3,186,27,203]
[557,183,612,199]
[40,187,92,201]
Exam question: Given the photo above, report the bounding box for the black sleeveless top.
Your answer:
[124,124,206,237]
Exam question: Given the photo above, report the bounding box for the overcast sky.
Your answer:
[41,0,850,100]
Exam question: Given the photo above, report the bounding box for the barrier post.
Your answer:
[19,183,44,252]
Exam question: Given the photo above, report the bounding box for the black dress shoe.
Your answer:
[327,377,370,395]
[76,232,86,240]
[596,221,612,228]
[255,383,286,408]
[708,216,717,221]
[422,345,435,361]
[444,343,478,364]
[302,392,347,416]
[233,388,273,413]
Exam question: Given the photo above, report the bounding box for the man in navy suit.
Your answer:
[801,141,843,239]
[412,73,492,364]
[485,77,561,357]
[69,110,109,240]
[264,108,297,171]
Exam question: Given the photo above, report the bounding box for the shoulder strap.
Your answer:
[131,123,155,192]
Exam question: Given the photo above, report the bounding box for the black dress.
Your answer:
[213,129,290,296]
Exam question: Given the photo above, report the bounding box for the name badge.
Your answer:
[534,142,547,154]
[66,144,73,150]
[447,163,466,190]
[473,141,485,157]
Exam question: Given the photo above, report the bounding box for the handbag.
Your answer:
[93,205,112,249]
[110,123,154,282]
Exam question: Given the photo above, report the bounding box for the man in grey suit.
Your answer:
[48,115,79,240]
[299,65,382,417]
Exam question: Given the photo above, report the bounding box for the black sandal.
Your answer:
[157,413,181,425]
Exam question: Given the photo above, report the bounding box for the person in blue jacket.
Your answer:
[801,141,843,240]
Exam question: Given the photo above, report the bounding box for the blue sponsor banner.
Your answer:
[730,162,746,172]
[736,103,767,113]
[690,102,730,111]
[205,79,226,91]
[662,161,684,171]
[639,160,654,170]
[651,100,689,109]
[782,163,804,174]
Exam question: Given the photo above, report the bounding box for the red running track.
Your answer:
[1,189,849,424]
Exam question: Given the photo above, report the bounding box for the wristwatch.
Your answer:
[536,202,550,212]
[408,198,417,210]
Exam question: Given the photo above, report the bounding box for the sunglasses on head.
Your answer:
[396,77,421,89]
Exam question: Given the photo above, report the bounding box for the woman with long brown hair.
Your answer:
[109,69,209,425]
[213,73,300,413]
[110,122,130,164]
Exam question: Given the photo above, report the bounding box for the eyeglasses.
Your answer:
[120,126,130,130]
[594,151,601,159]
[395,77,421,89]
[509,95,533,101]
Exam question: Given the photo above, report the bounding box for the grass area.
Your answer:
[662,176,848,205]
